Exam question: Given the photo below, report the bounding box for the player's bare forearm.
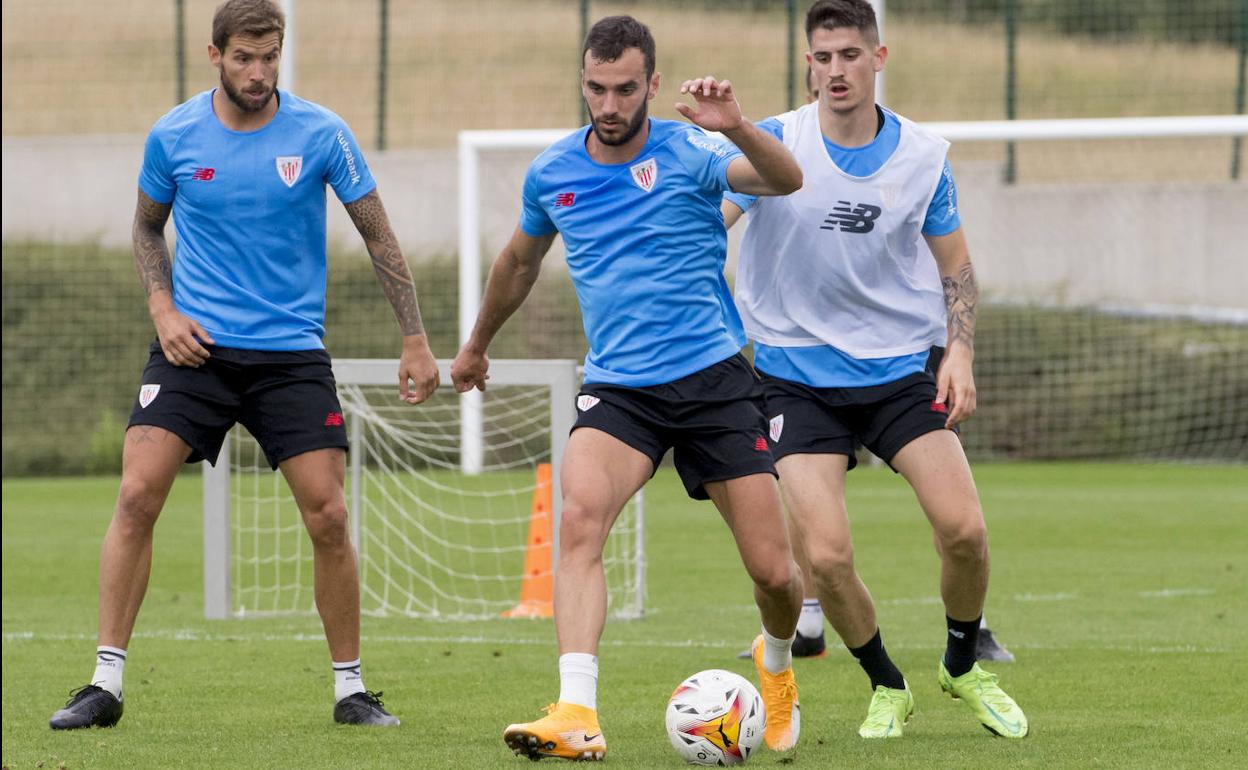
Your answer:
[465,230,555,353]
[132,189,174,310]
[724,121,802,196]
[344,190,425,337]
[927,228,977,354]
[942,261,978,352]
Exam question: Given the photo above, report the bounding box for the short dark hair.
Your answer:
[805,0,879,46]
[212,0,285,53]
[582,15,656,79]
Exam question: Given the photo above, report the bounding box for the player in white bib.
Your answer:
[726,74,1017,665]
[729,0,1028,739]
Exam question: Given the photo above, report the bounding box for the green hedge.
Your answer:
[3,241,1244,476]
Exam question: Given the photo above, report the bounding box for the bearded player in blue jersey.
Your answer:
[725,0,1027,740]
[48,0,437,731]
[452,15,806,762]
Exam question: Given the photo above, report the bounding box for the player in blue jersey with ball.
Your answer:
[452,15,806,762]
[48,0,437,731]
[726,0,1027,739]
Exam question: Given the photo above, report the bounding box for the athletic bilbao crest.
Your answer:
[275,156,303,187]
[769,414,784,442]
[577,394,601,411]
[630,158,657,192]
[139,384,161,408]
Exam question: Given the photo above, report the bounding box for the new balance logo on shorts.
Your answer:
[930,400,948,414]
[820,201,881,234]
[754,437,768,452]
[324,412,344,427]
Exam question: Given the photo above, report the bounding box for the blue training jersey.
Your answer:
[139,89,376,351]
[520,119,746,387]
[725,108,958,387]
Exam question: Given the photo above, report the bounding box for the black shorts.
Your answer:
[128,341,348,469]
[762,346,955,471]
[572,353,777,500]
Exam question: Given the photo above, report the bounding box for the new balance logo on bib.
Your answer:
[821,202,881,234]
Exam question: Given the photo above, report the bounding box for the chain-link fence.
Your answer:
[4,1,1245,148]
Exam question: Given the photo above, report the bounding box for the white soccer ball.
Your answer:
[665,669,765,766]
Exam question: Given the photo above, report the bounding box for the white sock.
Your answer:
[92,646,126,700]
[761,629,794,674]
[557,653,598,710]
[797,599,824,637]
[979,616,989,630]
[333,659,366,703]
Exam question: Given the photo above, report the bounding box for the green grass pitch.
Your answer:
[3,463,1244,768]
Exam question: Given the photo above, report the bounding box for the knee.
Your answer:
[114,479,164,532]
[807,545,857,593]
[938,520,988,564]
[749,557,800,596]
[303,501,351,549]
[558,500,608,561]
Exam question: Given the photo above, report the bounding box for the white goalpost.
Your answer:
[204,359,646,620]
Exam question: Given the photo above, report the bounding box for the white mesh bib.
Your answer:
[736,104,951,358]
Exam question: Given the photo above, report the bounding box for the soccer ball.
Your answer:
[665,669,764,766]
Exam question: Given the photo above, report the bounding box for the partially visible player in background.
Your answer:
[728,67,1015,665]
[728,0,1027,739]
[728,65,828,660]
[48,0,438,731]
[453,15,806,761]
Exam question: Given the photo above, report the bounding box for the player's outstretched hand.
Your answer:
[675,76,744,133]
[153,305,214,367]
[451,346,490,393]
[935,344,977,428]
[399,334,440,404]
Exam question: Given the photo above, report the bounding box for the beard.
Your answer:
[220,69,278,113]
[589,101,648,147]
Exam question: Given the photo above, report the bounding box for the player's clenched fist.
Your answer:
[451,347,490,393]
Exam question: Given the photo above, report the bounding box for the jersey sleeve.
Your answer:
[922,158,962,236]
[519,161,557,237]
[671,127,743,194]
[723,190,756,212]
[325,120,377,204]
[137,130,176,204]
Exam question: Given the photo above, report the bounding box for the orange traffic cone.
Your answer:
[502,463,554,618]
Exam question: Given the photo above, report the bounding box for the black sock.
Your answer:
[848,629,906,691]
[943,615,981,677]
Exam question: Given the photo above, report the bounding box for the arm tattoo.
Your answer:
[132,190,173,299]
[941,262,978,350]
[344,191,425,336]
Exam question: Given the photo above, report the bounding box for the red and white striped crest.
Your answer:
[769,414,784,442]
[275,156,303,188]
[139,384,161,409]
[629,158,657,192]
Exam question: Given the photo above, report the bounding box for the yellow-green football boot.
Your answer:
[938,661,1028,738]
[857,682,914,738]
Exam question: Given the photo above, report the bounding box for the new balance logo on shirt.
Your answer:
[554,192,576,207]
[190,167,216,181]
[820,201,881,234]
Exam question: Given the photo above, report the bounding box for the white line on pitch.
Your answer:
[1138,588,1215,598]
[2,630,1231,654]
